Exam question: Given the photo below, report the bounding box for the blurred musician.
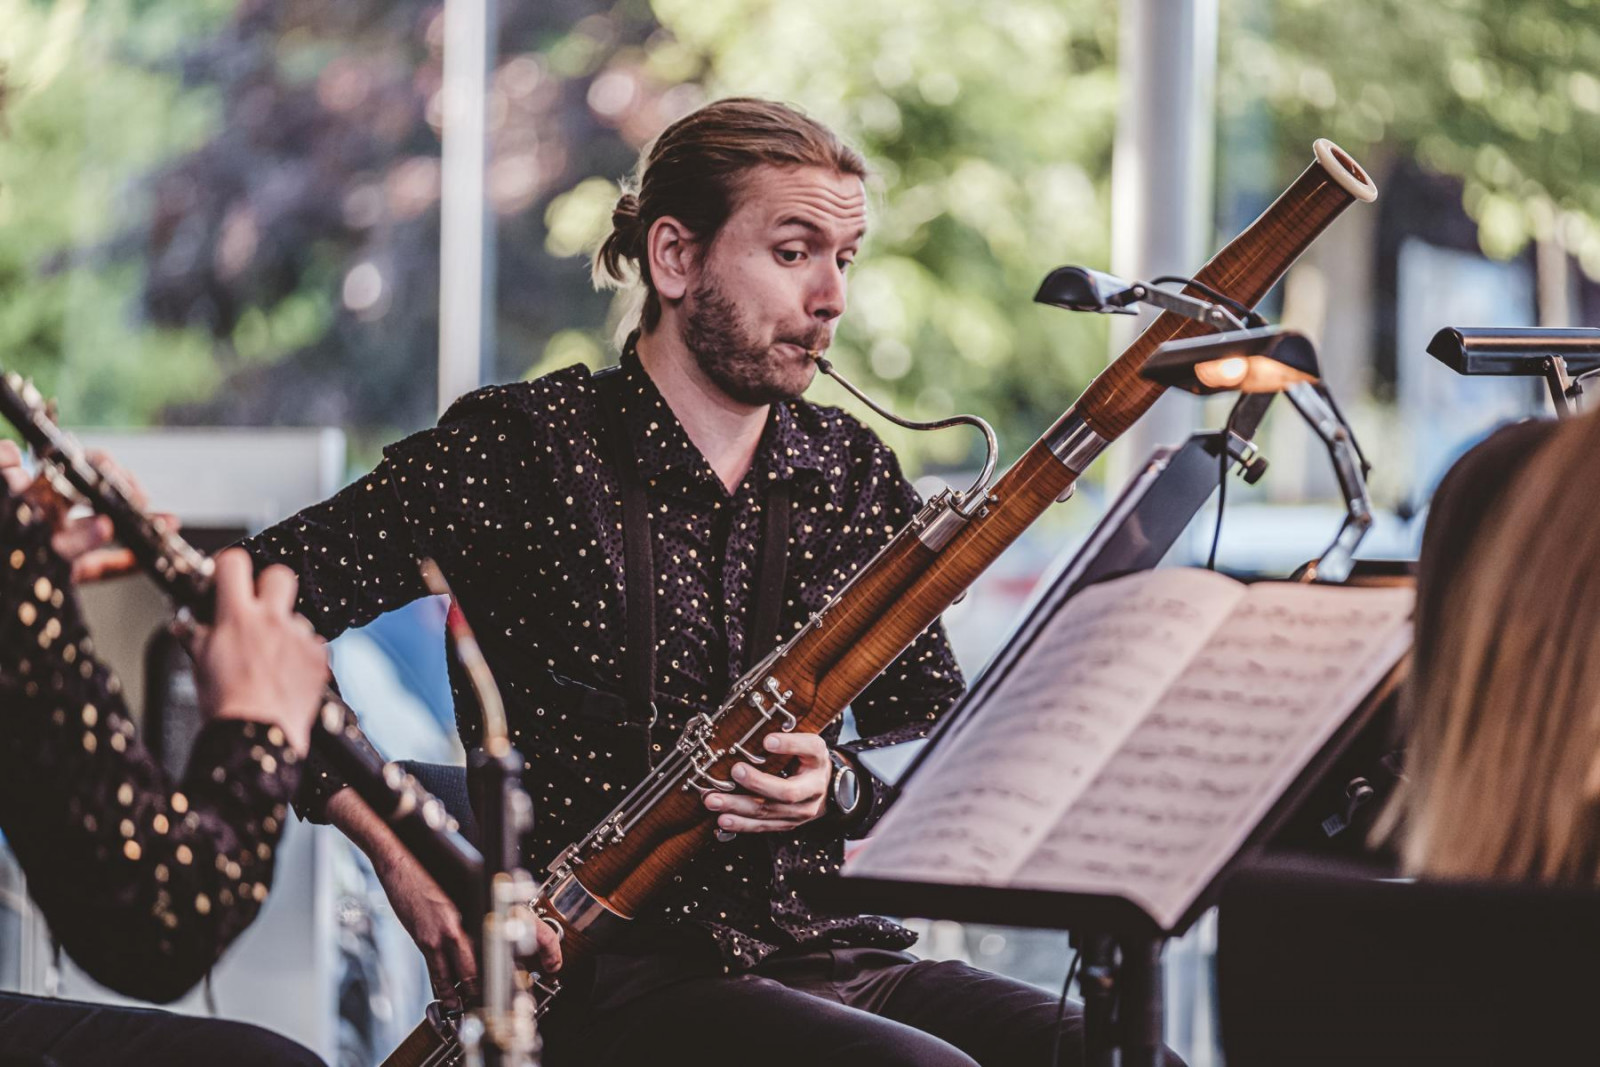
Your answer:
[1389,413,1600,881]
[0,441,327,1066]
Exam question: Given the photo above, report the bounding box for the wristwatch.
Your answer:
[827,749,863,822]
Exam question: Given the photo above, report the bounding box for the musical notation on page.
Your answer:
[849,568,1248,885]
[845,568,1414,930]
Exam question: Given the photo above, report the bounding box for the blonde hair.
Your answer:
[1395,409,1600,882]
[592,98,866,335]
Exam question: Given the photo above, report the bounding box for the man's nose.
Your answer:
[808,263,847,323]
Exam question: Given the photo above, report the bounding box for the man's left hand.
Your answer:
[703,731,830,833]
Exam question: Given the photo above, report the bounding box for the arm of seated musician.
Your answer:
[238,458,430,824]
[238,460,482,1008]
[235,393,545,1006]
[322,785,484,1007]
[0,459,327,1001]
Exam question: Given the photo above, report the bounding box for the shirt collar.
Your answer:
[610,337,828,490]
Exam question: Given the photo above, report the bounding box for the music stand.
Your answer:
[805,402,1405,1067]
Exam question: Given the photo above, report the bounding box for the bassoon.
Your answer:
[391,138,1378,1067]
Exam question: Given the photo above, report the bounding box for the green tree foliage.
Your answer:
[5,0,1595,474]
[0,0,228,425]
[1222,0,1600,271]
[546,0,1123,469]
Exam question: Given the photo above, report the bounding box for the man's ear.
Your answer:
[646,216,698,303]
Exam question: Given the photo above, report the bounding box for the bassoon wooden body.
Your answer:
[380,139,1377,1067]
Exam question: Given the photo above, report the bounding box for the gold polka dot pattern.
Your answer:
[0,492,302,1002]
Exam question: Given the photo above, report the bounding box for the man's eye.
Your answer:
[837,258,854,272]
[776,249,805,264]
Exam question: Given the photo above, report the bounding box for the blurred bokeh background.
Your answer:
[1,0,1596,1062]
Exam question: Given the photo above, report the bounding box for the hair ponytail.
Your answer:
[594,192,644,288]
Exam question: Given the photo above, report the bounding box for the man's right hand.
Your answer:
[326,786,565,1007]
[329,789,480,1008]
[370,847,565,1006]
[374,847,480,1008]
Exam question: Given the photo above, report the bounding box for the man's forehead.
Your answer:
[739,165,867,238]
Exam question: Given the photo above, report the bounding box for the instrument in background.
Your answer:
[0,374,487,924]
[378,137,1377,1067]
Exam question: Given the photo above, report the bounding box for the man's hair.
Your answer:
[594,97,867,334]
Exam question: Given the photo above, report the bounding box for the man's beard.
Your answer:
[681,277,823,405]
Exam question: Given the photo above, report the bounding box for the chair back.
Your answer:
[1218,857,1600,1066]
[396,760,481,849]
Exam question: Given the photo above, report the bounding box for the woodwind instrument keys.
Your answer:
[761,676,798,730]
[679,714,737,796]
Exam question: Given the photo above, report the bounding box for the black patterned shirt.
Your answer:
[242,349,965,972]
[0,489,302,1003]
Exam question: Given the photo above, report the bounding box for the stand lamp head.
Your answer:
[1032,267,1141,315]
[1140,327,1322,395]
[1140,328,1373,585]
[1034,267,1251,332]
[1426,327,1600,417]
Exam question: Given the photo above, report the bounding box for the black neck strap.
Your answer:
[595,368,657,720]
[750,479,791,670]
[592,365,793,720]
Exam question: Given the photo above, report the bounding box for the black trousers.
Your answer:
[0,992,324,1067]
[542,946,1185,1067]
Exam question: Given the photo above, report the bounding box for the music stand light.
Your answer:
[1141,328,1373,584]
[1142,327,1321,395]
[1033,267,1142,315]
[1426,327,1600,416]
[1034,266,1249,332]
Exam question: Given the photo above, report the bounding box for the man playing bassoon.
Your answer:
[244,97,1181,1067]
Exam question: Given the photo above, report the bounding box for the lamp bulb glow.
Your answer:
[1195,357,1249,389]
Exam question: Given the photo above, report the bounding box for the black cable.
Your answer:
[1150,275,1267,328]
[1051,947,1083,1067]
[1207,395,1249,571]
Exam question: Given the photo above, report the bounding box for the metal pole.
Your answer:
[438,0,497,416]
[1119,935,1167,1067]
[1107,0,1219,479]
[1079,931,1119,1067]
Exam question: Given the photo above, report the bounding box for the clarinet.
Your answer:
[0,374,486,920]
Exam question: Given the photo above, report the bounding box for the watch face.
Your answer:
[834,763,861,814]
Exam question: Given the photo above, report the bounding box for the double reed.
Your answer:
[383,139,1377,1067]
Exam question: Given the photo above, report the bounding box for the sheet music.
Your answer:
[848,568,1248,885]
[1008,581,1414,927]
